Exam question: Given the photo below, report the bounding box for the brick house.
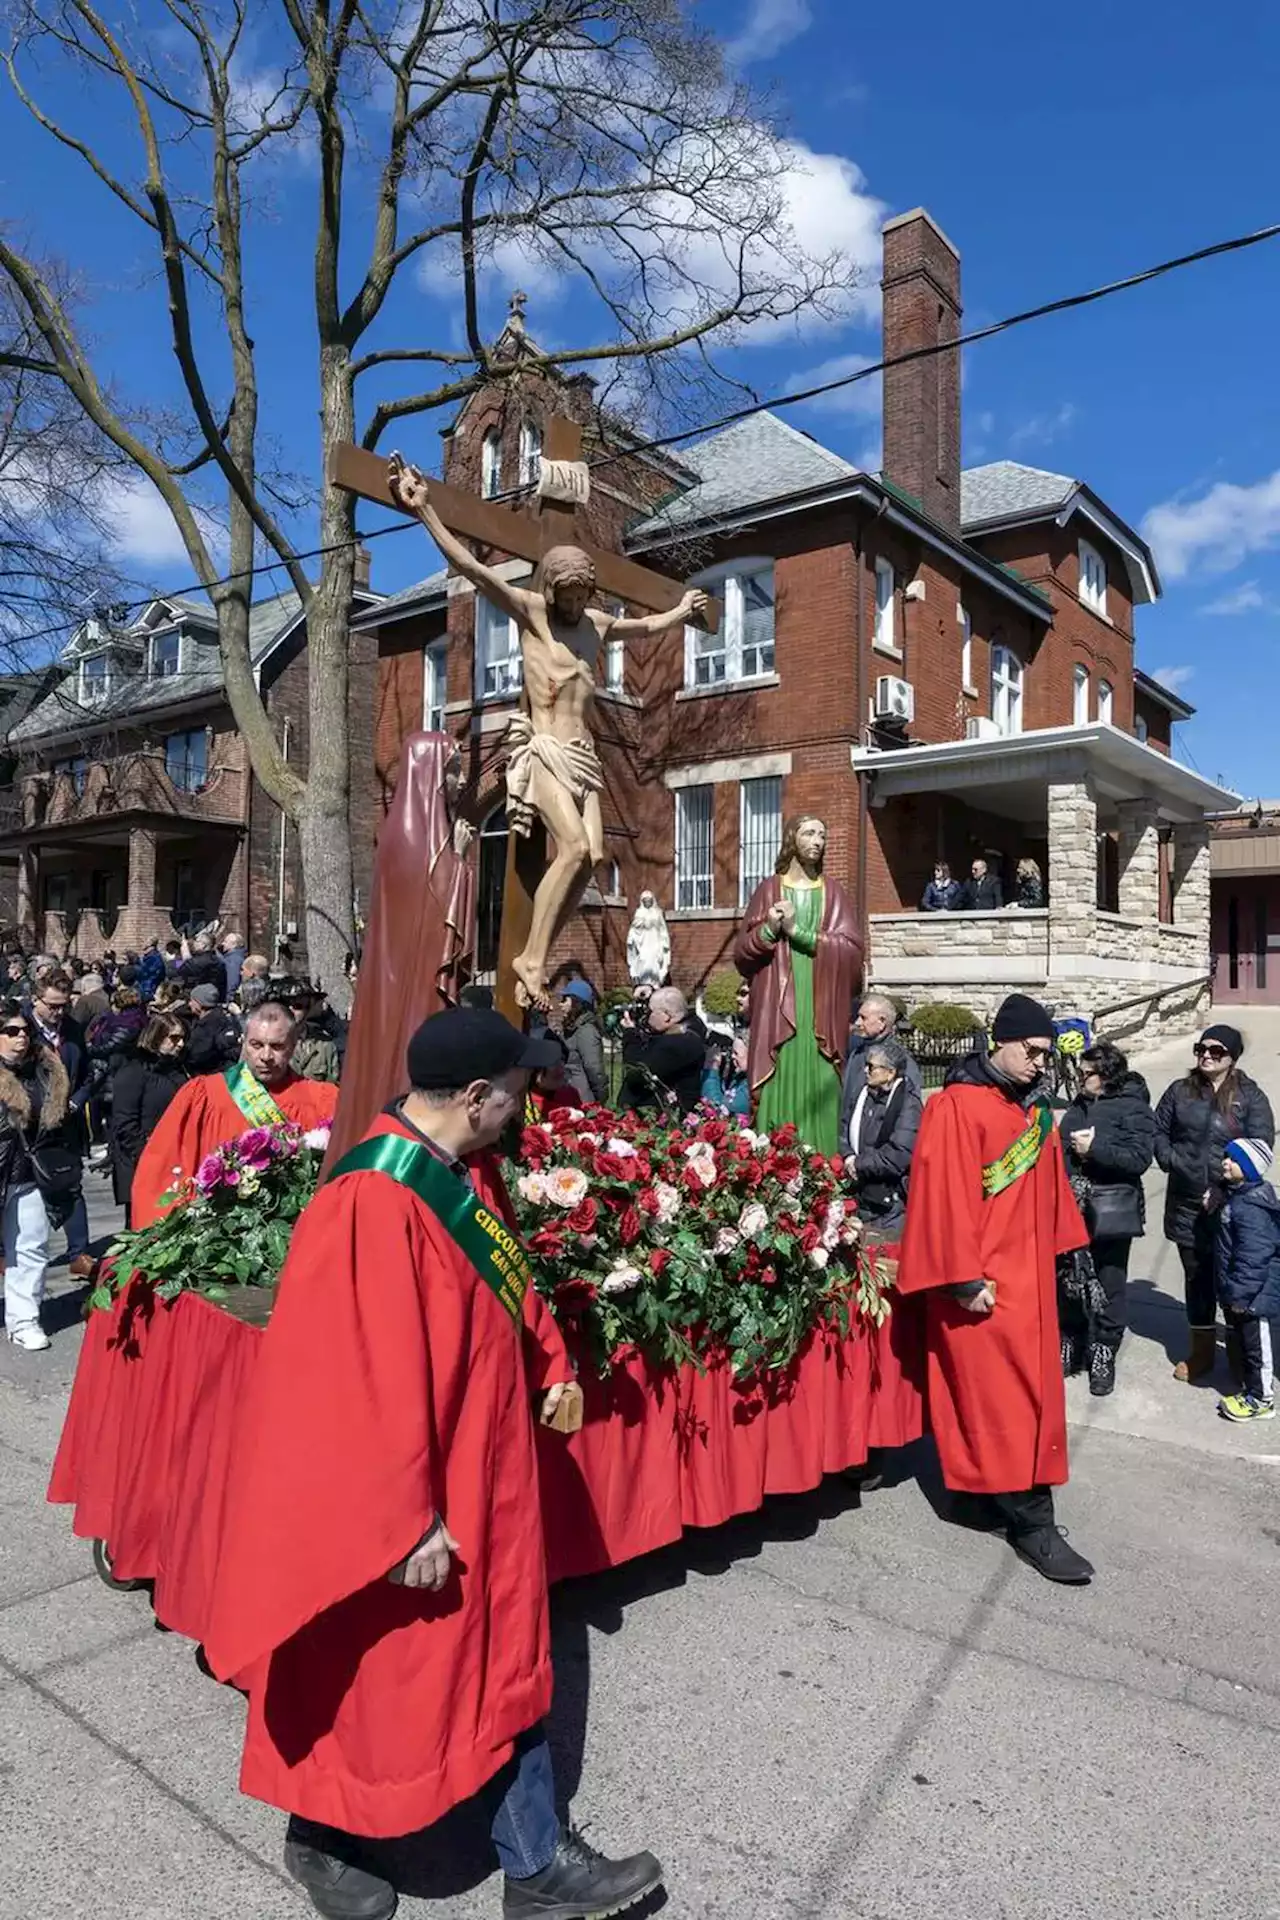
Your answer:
[360,209,1232,1042]
[1208,800,1280,1007]
[0,582,380,965]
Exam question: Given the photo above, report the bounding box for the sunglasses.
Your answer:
[1195,1043,1229,1060]
[0,1025,28,1038]
[1022,1042,1053,1063]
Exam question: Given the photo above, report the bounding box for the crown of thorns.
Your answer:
[539,545,597,593]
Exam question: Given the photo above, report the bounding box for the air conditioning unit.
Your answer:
[874,675,914,723]
[966,716,1001,741]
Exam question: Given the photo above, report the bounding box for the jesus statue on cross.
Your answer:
[387,455,708,1007]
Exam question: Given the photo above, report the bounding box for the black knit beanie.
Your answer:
[991,994,1056,1044]
[1199,1023,1243,1061]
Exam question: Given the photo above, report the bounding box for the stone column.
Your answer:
[16,848,38,939]
[1047,775,1097,990]
[1115,797,1161,921]
[1172,821,1211,949]
[115,825,162,950]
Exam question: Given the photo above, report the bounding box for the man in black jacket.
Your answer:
[185,984,243,1074]
[961,858,1003,910]
[619,987,705,1115]
[30,969,95,1279]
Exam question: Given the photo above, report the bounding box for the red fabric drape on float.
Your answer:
[49,1288,925,1617]
[323,732,474,1172]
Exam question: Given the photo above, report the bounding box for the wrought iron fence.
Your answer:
[901,1025,986,1091]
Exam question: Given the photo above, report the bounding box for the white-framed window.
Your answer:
[481,429,502,499]
[150,630,180,680]
[739,775,782,908]
[603,635,625,694]
[990,644,1023,736]
[675,784,714,910]
[474,596,522,699]
[165,728,208,794]
[874,557,897,653]
[423,639,448,731]
[518,419,542,488]
[1072,663,1090,725]
[683,561,775,689]
[1078,539,1107,618]
[960,606,974,691]
[79,653,110,706]
[603,858,622,899]
[1098,678,1114,725]
[1135,712,1150,744]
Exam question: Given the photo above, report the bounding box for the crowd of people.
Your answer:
[919,855,1046,912]
[0,928,348,1352]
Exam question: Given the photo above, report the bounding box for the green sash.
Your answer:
[224,1061,286,1127]
[326,1133,531,1324]
[982,1102,1054,1199]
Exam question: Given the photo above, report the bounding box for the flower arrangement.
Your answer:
[90,1121,332,1310]
[511,1105,888,1378]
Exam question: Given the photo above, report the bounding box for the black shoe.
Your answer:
[284,1819,397,1920]
[1060,1329,1087,1377]
[1011,1525,1094,1585]
[1088,1344,1117,1397]
[504,1829,664,1920]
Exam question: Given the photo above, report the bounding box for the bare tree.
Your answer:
[0,0,862,1004]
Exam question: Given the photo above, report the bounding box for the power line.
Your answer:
[11,214,1280,649]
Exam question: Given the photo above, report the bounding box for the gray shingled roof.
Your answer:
[12,589,303,745]
[351,567,447,627]
[627,410,857,541]
[960,461,1077,528]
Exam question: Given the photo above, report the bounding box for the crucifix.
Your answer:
[329,416,719,1020]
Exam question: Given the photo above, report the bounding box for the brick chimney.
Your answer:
[880,208,962,531]
[352,544,372,590]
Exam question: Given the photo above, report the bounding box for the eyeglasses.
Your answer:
[1194,1043,1229,1060]
[1022,1042,1053,1063]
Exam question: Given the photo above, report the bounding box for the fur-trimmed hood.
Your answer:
[0,1048,70,1136]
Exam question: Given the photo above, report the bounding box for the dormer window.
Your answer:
[150,631,181,679]
[79,654,110,707]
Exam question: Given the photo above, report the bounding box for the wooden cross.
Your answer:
[329,415,719,1021]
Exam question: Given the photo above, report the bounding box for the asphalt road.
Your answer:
[3,1024,1279,1920]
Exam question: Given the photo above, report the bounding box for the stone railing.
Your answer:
[1155,921,1209,971]
[18,751,244,832]
[1095,911,1152,962]
[869,908,1050,961]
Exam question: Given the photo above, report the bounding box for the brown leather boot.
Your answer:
[1173,1327,1217,1383]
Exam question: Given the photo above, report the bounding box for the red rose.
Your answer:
[741,1158,764,1190]
[808,1152,827,1173]
[529,1224,567,1258]
[772,1151,802,1184]
[521,1126,553,1159]
[649,1248,672,1277]
[771,1124,799,1149]
[594,1151,635,1181]
[699,1119,729,1147]
[759,1265,778,1287]
[556,1277,599,1309]
[636,1187,661,1218]
[682,1165,705,1195]
[829,1154,845,1176]
[566,1196,598,1236]
[799,1222,821,1254]
[619,1204,644,1246]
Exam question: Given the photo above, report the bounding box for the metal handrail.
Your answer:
[1093,974,1212,1025]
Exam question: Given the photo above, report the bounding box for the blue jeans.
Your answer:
[484,1728,559,1879]
[61,1189,90,1263]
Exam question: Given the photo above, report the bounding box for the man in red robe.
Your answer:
[896,994,1094,1583]
[203,1007,664,1920]
[130,1002,338,1228]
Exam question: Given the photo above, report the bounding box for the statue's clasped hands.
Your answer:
[767,899,797,938]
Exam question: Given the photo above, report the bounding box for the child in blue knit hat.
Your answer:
[1215,1138,1280,1421]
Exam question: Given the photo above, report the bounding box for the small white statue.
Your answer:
[626,889,671,989]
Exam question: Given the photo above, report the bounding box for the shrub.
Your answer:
[907,1001,983,1037]
[702,968,743,1018]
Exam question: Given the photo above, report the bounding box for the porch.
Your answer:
[854,724,1235,1044]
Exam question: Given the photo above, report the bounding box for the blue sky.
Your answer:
[5,0,1279,793]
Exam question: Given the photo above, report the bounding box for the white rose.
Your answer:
[545,1166,590,1208]
[578,1133,600,1150]
[654,1181,682,1224]
[302,1127,332,1151]
[809,1246,830,1271]
[684,1138,715,1162]
[517,1171,549,1203]
[693,1159,717,1188]
[602,1263,643,1295]
[784,1177,803,1200]
[713,1226,740,1256]
[839,1222,861,1246]
[821,1224,841,1252]
[607,1137,638,1157]
[739,1201,769,1238]
[825,1197,847,1226]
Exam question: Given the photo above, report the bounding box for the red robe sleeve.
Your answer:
[895,1088,988,1294]
[278,1075,340,1132]
[129,1078,226,1229]
[204,1170,442,1682]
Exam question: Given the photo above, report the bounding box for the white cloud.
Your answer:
[1200,580,1270,616]
[100,475,224,571]
[1150,664,1195,692]
[727,0,814,66]
[1142,470,1280,579]
[1009,402,1077,450]
[785,351,880,418]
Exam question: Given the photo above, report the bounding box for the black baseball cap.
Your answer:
[406,1007,562,1090]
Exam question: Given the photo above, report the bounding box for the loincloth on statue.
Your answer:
[503,712,603,838]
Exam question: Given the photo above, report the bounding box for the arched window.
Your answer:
[481,430,502,499]
[1072,663,1090,725]
[519,419,543,488]
[475,806,508,976]
[990,645,1023,736]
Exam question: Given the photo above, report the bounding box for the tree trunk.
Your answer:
[301,347,359,1011]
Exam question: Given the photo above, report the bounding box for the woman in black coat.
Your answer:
[844,1037,923,1243]
[108,1013,188,1223]
[1059,1042,1156,1395]
[1154,1023,1275,1384]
